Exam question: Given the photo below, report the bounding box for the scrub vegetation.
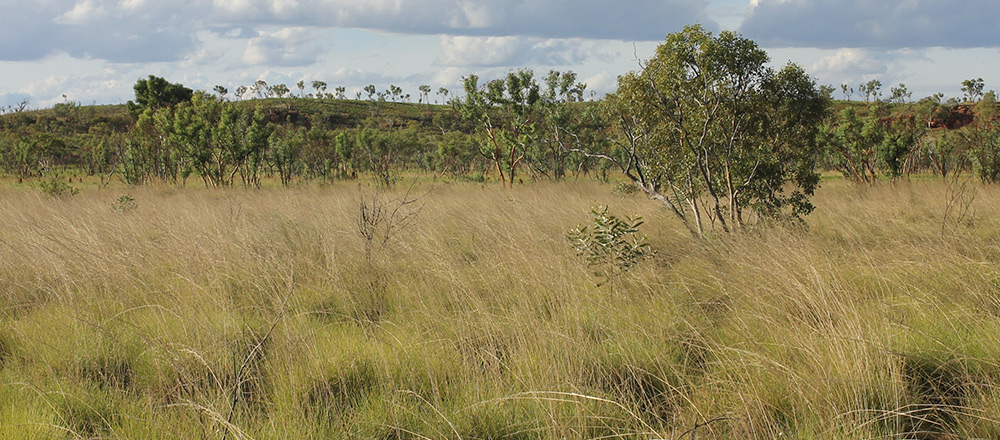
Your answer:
[4,25,1000,439]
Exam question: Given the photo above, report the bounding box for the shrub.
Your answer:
[568,206,651,279]
[38,176,79,198]
[111,194,137,213]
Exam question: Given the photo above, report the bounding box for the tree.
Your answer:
[962,78,985,103]
[296,80,306,98]
[272,83,290,98]
[311,81,327,99]
[252,80,270,99]
[387,84,403,102]
[437,87,450,104]
[859,79,882,103]
[841,84,854,101]
[962,91,1000,182]
[454,70,542,187]
[889,83,911,104]
[418,85,431,104]
[589,25,828,236]
[128,75,193,111]
[213,85,229,101]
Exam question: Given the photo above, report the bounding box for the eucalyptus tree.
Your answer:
[312,80,327,98]
[454,69,542,187]
[536,70,589,179]
[437,87,450,104]
[271,84,290,98]
[860,79,882,103]
[418,85,431,104]
[213,85,229,101]
[590,25,828,236]
[962,78,985,103]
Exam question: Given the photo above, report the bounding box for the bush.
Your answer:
[568,206,651,279]
[111,194,137,213]
[38,176,79,198]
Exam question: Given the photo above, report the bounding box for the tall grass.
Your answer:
[2,178,1000,439]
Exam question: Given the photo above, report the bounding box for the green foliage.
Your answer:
[455,70,542,187]
[819,104,920,183]
[128,75,193,111]
[568,206,651,278]
[962,78,985,103]
[38,176,79,197]
[601,24,828,235]
[111,194,137,213]
[963,91,1000,183]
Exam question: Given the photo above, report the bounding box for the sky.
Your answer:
[2,0,1000,109]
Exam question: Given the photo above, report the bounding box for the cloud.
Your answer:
[741,0,1000,49]
[810,48,890,80]
[1,1,200,62]
[436,36,588,67]
[241,27,323,66]
[2,0,714,66]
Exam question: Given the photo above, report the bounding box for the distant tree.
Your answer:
[364,85,377,100]
[128,75,193,110]
[841,83,855,101]
[252,80,271,99]
[454,70,542,188]
[859,79,882,103]
[387,84,403,102]
[962,78,985,103]
[962,91,1000,182]
[311,80,327,98]
[335,86,346,100]
[296,80,306,98]
[235,86,248,100]
[272,83,291,98]
[889,83,911,104]
[437,87,450,104]
[418,85,431,104]
[213,85,229,101]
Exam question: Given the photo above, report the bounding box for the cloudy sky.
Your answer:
[2,0,1000,109]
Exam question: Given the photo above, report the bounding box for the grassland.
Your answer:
[2,177,1000,439]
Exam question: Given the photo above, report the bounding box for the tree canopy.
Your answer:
[129,75,193,111]
[596,24,829,236]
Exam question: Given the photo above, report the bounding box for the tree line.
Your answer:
[4,25,1000,234]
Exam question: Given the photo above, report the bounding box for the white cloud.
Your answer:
[810,49,888,79]
[241,26,323,66]
[56,0,108,24]
[436,36,589,67]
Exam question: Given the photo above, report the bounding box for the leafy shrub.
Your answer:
[38,177,79,198]
[568,206,651,278]
[111,194,137,213]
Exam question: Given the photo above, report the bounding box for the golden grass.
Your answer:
[2,178,1000,439]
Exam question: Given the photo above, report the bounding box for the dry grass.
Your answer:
[2,178,1000,439]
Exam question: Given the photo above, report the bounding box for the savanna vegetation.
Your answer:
[3,24,1000,439]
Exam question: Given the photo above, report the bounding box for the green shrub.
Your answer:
[568,206,651,278]
[111,194,137,213]
[38,176,78,198]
